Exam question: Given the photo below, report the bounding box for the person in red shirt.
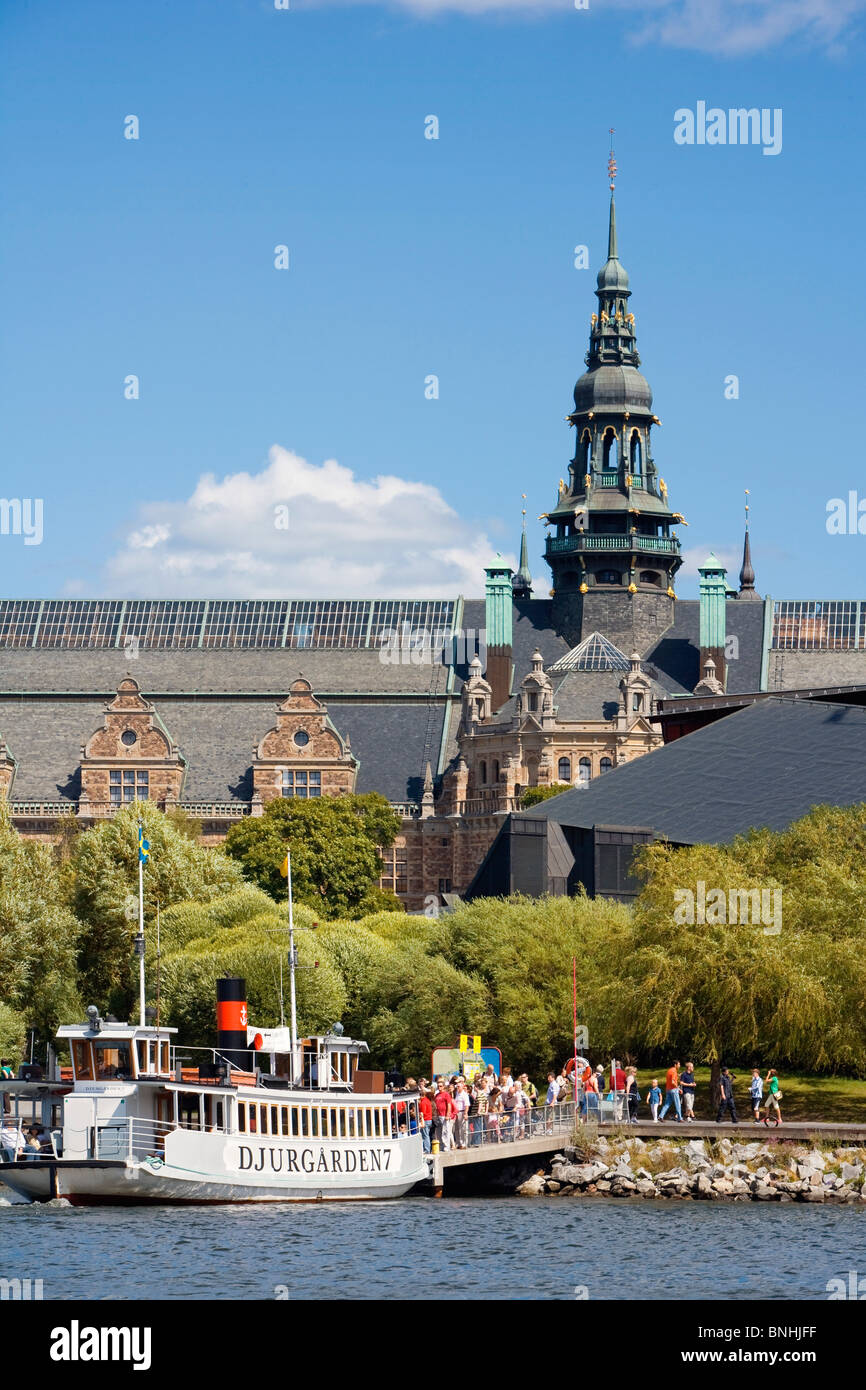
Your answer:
[610,1061,627,1119]
[433,1081,457,1150]
[418,1092,433,1153]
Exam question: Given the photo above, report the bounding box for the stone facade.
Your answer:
[252,676,357,806]
[78,677,185,817]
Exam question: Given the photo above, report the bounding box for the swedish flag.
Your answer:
[138,826,150,864]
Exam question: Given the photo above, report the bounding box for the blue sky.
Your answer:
[1,0,865,600]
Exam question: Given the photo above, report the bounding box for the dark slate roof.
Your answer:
[550,667,668,722]
[0,694,446,805]
[643,598,766,696]
[522,697,866,844]
[0,648,445,696]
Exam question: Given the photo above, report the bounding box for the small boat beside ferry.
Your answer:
[0,983,427,1204]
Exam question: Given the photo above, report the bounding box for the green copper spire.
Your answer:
[512,496,533,599]
[698,553,728,649]
[485,557,513,648]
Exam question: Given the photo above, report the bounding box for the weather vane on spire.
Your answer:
[608,128,617,191]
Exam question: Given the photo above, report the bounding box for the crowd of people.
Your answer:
[405,1059,785,1151]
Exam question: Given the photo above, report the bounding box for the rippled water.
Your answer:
[2,1191,864,1300]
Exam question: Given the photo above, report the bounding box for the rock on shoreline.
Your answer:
[515,1136,866,1203]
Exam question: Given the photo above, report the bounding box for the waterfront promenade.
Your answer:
[426,1111,866,1194]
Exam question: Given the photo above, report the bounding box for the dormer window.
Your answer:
[281,770,321,798]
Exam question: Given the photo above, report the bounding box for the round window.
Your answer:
[293,730,310,748]
[121,730,137,747]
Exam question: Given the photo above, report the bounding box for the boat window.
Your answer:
[330,1108,338,1138]
[271,1106,279,1135]
[338,1108,347,1138]
[71,1040,94,1080]
[281,1107,291,1137]
[93,1042,132,1080]
[136,1040,147,1074]
[372,1108,380,1138]
[307,1108,316,1138]
[364,1108,372,1137]
[178,1092,202,1130]
[320,1108,328,1138]
[148,1042,157,1072]
[160,1042,170,1073]
[248,1105,257,1134]
[238,1103,247,1134]
[259,1106,269,1135]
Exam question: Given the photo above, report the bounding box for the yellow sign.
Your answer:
[459,1034,482,1053]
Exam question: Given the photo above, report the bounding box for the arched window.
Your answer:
[639,570,661,586]
[529,692,539,713]
[596,570,621,586]
[492,760,500,783]
[600,756,613,775]
[558,757,571,782]
[632,693,643,713]
[479,760,487,785]
[629,431,643,474]
[581,433,592,472]
[602,429,618,470]
[577,757,592,786]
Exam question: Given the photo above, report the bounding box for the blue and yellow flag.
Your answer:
[280,850,289,878]
[138,826,150,864]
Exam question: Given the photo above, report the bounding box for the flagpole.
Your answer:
[137,822,146,1028]
[287,849,298,1080]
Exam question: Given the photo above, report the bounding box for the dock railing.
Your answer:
[443,1099,576,1151]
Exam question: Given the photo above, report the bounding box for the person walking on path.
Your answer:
[680,1062,697,1121]
[647,1078,662,1122]
[762,1070,782,1127]
[658,1061,683,1121]
[625,1066,640,1124]
[716,1067,739,1123]
[749,1067,764,1122]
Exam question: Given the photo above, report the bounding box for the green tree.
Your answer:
[69,801,242,1011]
[223,794,401,917]
[519,783,572,809]
[0,1002,28,1068]
[0,805,81,1043]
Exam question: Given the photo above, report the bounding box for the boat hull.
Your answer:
[56,1156,429,1204]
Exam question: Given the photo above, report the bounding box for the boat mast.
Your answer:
[286,850,298,1081]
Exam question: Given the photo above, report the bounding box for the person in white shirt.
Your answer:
[453,1081,471,1149]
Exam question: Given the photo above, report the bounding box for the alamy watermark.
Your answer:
[0,497,42,545]
[378,625,486,667]
[673,880,781,935]
[826,1270,866,1299]
[0,1275,43,1300]
[674,103,782,157]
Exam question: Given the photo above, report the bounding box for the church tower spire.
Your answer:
[544,142,682,652]
[737,490,760,600]
[512,495,533,599]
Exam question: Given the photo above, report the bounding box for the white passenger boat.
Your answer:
[0,1006,427,1204]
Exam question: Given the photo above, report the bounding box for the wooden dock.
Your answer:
[425,1119,866,1195]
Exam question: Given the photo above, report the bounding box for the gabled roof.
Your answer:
[522,697,866,845]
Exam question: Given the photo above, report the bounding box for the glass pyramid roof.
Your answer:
[548,631,632,673]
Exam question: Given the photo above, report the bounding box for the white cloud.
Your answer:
[303,0,864,56]
[105,446,511,598]
[678,544,740,580]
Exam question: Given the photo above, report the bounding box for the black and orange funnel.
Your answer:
[216,977,253,1071]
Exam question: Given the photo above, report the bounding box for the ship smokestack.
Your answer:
[216,976,253,1071]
